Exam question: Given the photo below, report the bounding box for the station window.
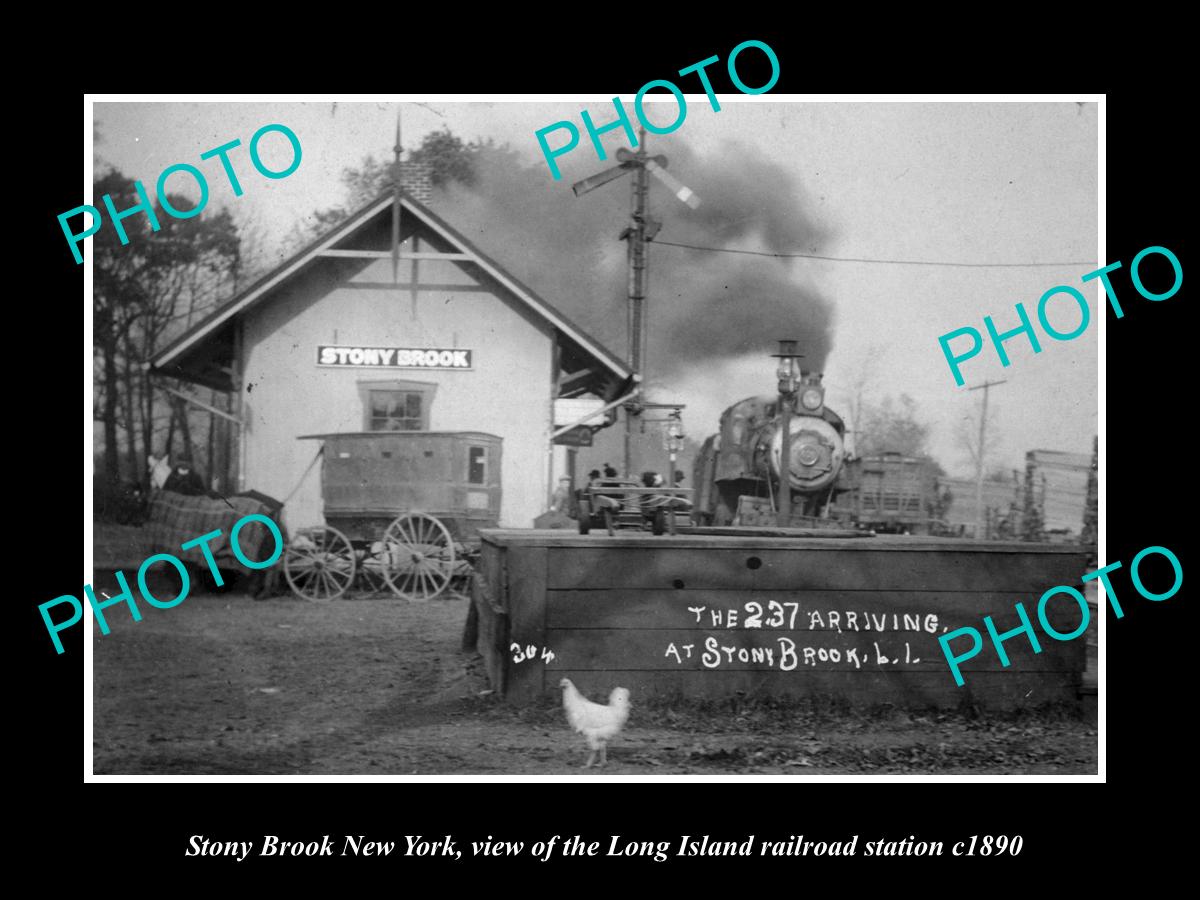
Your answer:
[369,390,423,430]
[468,446,487,484]
[357,380,436,431]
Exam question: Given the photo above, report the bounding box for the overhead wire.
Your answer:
[654,239,1094,269]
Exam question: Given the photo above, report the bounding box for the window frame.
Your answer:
[356,379,438,432]
[467,445,488,485]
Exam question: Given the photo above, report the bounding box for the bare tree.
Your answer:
[956,395,1004,477]
[859,393,933,459]
[230,209,275,290]
[93,168,241,490]
[839,343,883,457]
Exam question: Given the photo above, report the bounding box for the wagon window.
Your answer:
[468,446,487,484]
[369,390,424,431]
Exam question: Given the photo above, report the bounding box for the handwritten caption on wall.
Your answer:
[511,643,555,664]
[661,601,947,672]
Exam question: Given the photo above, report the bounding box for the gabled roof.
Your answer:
[149,191,634,389]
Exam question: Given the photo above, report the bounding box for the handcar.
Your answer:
[575,478,693,536]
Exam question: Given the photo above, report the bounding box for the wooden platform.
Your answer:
[467,530,1090,709]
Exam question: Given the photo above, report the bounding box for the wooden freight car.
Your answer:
[832,452,948,535]
[467,529,1088,710]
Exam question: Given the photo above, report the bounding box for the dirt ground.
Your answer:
[91,575,1098,776]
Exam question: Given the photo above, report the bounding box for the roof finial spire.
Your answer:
[391,108,403,284]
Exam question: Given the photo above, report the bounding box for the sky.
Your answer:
[93,98,1099,479]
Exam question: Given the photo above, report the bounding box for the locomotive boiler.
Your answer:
[693,372,849,526]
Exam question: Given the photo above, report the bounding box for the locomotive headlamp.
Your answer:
[800,387,823,411]
[772,339,804,396]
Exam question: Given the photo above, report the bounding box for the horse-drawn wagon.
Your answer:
[283,431,502,601]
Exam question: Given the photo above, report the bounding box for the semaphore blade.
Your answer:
[645,160,701,208]
[572,164,633,197]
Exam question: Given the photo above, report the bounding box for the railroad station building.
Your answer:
[149,166,633,530]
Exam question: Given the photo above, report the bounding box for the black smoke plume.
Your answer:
[434,129,836,380]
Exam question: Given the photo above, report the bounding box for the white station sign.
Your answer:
[317,345,472,369]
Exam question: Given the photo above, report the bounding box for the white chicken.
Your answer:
[559,678,630,768]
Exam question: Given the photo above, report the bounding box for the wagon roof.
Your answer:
[148,190,634,396]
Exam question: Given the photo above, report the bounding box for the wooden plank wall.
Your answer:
[474,534,1089,709]
[471,541,509,694]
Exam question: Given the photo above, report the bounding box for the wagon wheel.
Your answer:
[284,525,356,602]
[356,541,391,596]
[651,508,666,536]
[577,496,592,534]
[382,513,455,601]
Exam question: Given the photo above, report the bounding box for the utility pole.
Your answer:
[967,378,1006,539]
[570,128,698,477]
[625,133,650,476]
[1081,434,1098,558]
[773,341,803,527]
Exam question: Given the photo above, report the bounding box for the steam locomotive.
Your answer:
[692,373,946,533]
[692,372,849,527]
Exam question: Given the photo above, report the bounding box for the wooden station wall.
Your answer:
[470,531,1089,709]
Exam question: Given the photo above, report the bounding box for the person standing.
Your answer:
[551,476,573,513]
